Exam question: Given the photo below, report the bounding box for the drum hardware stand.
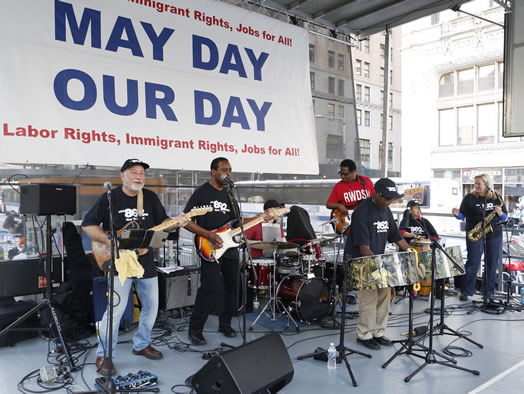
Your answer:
[297,258,371,387]
[393,239,479,382]
[320,232,345,329]
[0,215,77,372]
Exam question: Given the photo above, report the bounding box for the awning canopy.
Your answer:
[241,0,476,37]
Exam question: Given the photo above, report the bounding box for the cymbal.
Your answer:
[308,237,336,243]
[251,241,299,250]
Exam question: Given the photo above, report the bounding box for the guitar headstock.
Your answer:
[265,207,290,218]
[188,205,213,217]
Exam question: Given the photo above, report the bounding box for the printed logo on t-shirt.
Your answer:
[118,208,149,221]
[210,200,230,214]
[373,220,389,233]
[409,226,423,235]
[343,189,370,204]
[476,202,496,211]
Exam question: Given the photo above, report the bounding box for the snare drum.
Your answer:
[277,275,331,322]
[277,257,302,277]
[248,259,275,289]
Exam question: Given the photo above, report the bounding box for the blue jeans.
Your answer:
[96,276,158,358]
[462,235,502,297]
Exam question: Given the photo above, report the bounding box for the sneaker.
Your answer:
[357,338,381,350]
[188,330,207,345]
[373,336,393,346]
[459,293,468,301]
[218,326,237,338]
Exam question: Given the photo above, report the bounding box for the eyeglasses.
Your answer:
[338,170,351,176]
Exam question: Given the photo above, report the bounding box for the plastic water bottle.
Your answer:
[327,343,337,370]
[520,287,524,305]
[253,294,260,311]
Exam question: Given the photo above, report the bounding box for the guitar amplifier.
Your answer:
[20,184,76,215]
[158,267,200,310]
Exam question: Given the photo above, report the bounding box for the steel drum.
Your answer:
[415,245,464,282]
[348,251,419,290]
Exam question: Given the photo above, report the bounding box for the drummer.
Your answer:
[399,200,439,243]
[244,199,286,258]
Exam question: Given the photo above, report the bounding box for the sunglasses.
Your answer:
[338,170,351,176]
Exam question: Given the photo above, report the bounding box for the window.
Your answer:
[388,115,393,131]
[477,103,496,144]
[364,86,370,102]
[380,67,384,78]
[356,109,362,126]
[363,38,370,53]
[309,44,315,62]
[380,90,384,103]
[337,105,344,119]
[338,53,344,70]
[328,103,335,118]
[355,60,362,76]
[457,68,474,95]
[380,43,385,57]
[328,77,335,94]
[431,12,440,25]
[328,50,335,68]
[326,134,345,160]
[389,92,393,108]
[359,139,370,168]
[355,40,361,51]
[364,62,370,78]
[338,79,344,96]
[439,72,454,98]
[356,84,362,101]
[364,111,370,127]
[458,106,474,145]
[478,64,495,92]
[310,72,315,90]
[439,108,456,146]
[498,62,504,89]
[389,70,393,85]
[379,142,394,170]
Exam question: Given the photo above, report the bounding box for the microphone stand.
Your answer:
[221,185,251,348]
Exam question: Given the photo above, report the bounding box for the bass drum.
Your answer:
[277,275,331,323]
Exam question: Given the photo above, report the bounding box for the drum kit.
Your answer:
[247,237,336,328]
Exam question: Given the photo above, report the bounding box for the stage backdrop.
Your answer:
[0,0,318,174]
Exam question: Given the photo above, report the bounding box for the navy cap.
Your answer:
[407,200,421,209]
[120,159,150,172]
[374,178,402,200]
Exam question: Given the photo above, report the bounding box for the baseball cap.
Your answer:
[374,178,402,200]
[407,200,421,209]
[120,159,150,172]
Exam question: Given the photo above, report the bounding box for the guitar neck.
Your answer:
[229,216,266,238]
[149,213,190,232]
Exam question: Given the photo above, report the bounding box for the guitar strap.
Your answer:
[137,189,144,223]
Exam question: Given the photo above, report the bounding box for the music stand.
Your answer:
[0,215,77,371]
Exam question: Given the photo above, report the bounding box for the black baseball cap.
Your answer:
[120,159,150,172]
[374,178,402,200]
[407,200,421,209]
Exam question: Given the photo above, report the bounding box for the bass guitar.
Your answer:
[196,207,290,262]
[92,206,212,270]
[330,208,351,234]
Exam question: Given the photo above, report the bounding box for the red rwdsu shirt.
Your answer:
[327,175,375,210]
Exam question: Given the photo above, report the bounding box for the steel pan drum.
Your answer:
[349,251,419,290]
[415,245,464,282]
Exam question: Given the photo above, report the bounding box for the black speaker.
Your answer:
[192,332,294,394]
[19,184,76,215]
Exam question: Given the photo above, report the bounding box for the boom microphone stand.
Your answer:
[297,257,371,387]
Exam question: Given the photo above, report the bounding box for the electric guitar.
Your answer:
[196,207,290,262]
[330,208,352,234]
[92,206,212,270]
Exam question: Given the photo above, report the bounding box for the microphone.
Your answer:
[104,181,112,192]
[221,174,236,188]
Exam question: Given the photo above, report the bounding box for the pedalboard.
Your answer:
[95,370,158,391]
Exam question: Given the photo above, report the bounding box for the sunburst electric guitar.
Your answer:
[92,206,212,270]
[196,207,290,262]
[330,208,352,234]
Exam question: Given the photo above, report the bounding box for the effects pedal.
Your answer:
[95,370,159,391]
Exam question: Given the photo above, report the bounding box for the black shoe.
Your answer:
[188,330,207,345]
[357,338,380,350]
[218,326,237,338]
[459,293,468,301]
[374,336,393,346]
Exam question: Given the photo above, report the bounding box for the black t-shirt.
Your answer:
[81,186,169,278]
[350,197,402,258]
[399,212,439,239]
[184,182,239,259]
[459,193,507,238]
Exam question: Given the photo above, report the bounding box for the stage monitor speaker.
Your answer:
[192,332,294,394]
[20,184,76,215]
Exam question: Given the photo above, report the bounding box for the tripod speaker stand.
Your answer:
[0,215,77,371]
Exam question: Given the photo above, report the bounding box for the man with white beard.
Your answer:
[82,159,189,375]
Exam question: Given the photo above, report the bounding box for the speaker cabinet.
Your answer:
[158,270,199,310]
[192,332,294,394]
[20,184,76,215]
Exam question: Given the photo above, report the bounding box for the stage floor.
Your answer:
[1,291,523,394]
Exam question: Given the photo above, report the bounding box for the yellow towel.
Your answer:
[114,250,144,285]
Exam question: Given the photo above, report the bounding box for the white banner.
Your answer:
[0,0,318,174]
